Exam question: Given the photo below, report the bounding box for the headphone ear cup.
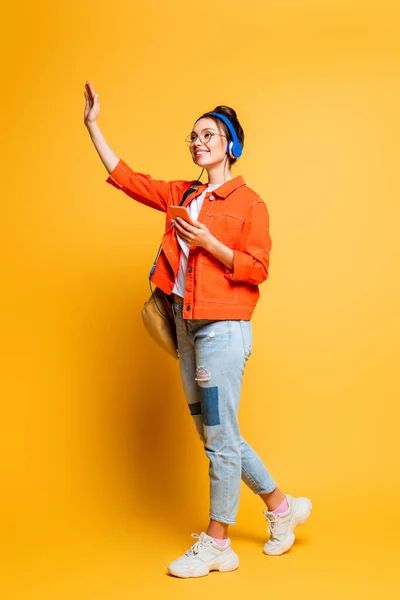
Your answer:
[227,139,242,159]
[231,140,242,159]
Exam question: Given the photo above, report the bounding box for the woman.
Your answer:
[83,80,312,578]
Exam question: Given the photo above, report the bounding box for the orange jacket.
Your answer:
[106,159,272,320]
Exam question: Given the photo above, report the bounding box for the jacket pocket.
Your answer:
[196,256,238,304]
[207,213,243,248]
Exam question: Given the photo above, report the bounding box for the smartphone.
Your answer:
[169,206,194,225]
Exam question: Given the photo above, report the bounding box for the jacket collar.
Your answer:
[212,176,246,199]
[175,176,246,203]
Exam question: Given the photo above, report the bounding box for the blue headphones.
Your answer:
[209,112,243,160]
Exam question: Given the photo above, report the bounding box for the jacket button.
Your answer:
[188,267,193,273]
[209,195,214,201]
[186,305,191,311]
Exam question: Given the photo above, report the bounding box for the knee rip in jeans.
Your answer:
[195,365,211,382]
[205,445,223,457]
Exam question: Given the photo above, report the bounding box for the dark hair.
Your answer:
[196,105,245,164]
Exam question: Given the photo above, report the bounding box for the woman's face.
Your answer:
[188,117,229,169]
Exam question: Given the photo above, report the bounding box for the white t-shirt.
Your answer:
[172,183,222,297]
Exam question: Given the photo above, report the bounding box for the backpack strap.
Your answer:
[179,183,200,206]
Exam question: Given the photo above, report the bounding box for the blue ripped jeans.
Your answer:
[172,303,277,525]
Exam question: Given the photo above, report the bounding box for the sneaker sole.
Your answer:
[263,497,312,556]
[168,553,240,578]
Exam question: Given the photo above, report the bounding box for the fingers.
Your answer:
[177,218,206,231]
[84,82,91,101]
[85,80,96,99]
[175,217,196,232]
[172,219,186,234]
[173,220,193,238]
[84,85,93,109]
[176,232,191,244]
[84,81,99,109]
[84,82,100,116]
[173,220,191,242]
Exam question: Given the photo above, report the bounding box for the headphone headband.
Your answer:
[208,112,243,159]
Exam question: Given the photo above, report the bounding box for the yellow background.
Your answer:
[1,1,400,598]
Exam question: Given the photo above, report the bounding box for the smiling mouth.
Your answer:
[195,150,209,157]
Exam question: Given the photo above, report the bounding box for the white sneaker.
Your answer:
[263,495,312,555]
[167,532,240,578]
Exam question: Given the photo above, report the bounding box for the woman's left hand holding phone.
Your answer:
[173,218,213,249]
[174,218,234,271]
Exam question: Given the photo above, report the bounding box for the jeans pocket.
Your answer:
[239,320,253,361]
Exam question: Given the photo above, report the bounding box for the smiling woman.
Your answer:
[186,105,245,173]
[83,80,312,578]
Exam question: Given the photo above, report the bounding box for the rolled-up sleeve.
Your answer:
[225,200,272,285]
[106,159,171,213]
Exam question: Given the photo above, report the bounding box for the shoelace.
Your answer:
[185,533,213,557]
[263,511,281,540]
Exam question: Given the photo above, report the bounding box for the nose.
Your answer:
[192,141,206,154]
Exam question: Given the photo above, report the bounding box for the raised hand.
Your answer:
[84,80,100,126]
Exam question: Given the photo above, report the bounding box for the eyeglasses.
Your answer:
[185,130,227,146]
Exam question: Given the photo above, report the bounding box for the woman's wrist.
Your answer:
[85,120,99,134]
[205,237,234,271]
[204,235,217,254]
[84,120,120,174]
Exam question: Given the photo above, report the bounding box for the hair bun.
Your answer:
[212,105,238,122]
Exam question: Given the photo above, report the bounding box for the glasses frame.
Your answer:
[185,130,227,146]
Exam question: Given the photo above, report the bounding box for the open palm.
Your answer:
[84,80,100,125]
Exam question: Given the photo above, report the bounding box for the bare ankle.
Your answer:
[260,487,287,511]
[206,519,229,539]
